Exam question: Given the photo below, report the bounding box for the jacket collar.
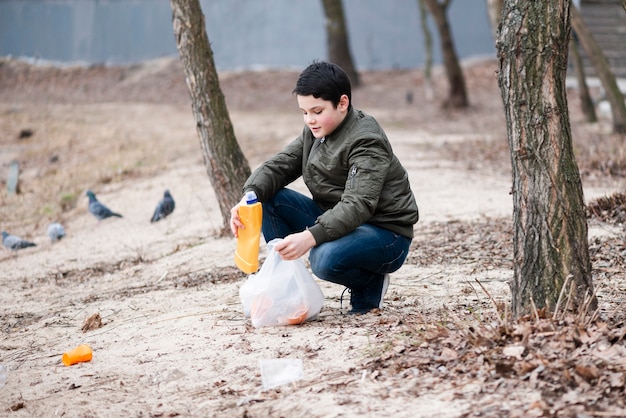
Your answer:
[326,107,356,142]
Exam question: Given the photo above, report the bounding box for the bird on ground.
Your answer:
[86,190,123,221]
[2,231,37,251]
[47,222,66,242]
[151,189,175,223]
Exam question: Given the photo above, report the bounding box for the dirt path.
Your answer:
[0,57,624,417]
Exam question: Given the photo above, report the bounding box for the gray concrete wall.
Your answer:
[0,0,495,69]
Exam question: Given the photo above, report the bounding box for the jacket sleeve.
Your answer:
[308,135,391,244]
[242,134,305,202]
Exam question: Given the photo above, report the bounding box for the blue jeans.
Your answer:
[262,188,412,312]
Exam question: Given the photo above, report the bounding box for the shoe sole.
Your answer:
[379,274,390,309]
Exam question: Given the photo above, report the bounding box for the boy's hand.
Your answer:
[275,230,316,260]
[229,195,249,237]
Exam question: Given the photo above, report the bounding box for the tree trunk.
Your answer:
[485,0,503,42]
[571,5,626,134]
[418,0,435,101]
[569,35,597,123]
[170,0,252,235]
[423,0,469,108]
[321,0,360,87]
[497,0,594,318]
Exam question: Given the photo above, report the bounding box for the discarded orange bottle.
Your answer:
[278,304,309,325]
[62,344,93,366]
[235,191,263,274]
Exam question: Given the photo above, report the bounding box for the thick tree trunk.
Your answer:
[321,0,360,87]
[497,0,594,318]
[569,36,597,123]
[571,5,626,134]
[170,0,251,235]
[423,0,468,108]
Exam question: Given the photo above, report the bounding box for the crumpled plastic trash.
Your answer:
[0,364,7,387]
[259,358,303,390]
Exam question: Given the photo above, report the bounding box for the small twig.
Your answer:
[579,289,598,326]
[474,278,504,326]
[147,310,227,324]
[552,274,572,321]
[502,303,511,333]
[70,305,89,320]
[578,294,591,324]
[393,270,442,285]
[156,270,169,283]
[586,305,601,327]
[590,411,626,417]
[529,296,540,323]
[564,280,575,316]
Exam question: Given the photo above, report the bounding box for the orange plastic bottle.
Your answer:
[235,191,263,274]
[62,344,93,366]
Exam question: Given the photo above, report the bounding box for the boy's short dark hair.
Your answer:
[293,61,352,109]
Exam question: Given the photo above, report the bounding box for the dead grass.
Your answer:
[587,191,626,224]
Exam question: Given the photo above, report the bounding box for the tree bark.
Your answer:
[321,0,360,87]
[569,35,597,123]
[170,0,251,235]
[571,5,626,134]
[497,0,594,318]
[423,0,469,108]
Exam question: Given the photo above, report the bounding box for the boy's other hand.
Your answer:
[274,230,316,260]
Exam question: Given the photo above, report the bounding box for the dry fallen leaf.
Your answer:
[82,312,103,333]
[502,344,526,360]
[575,363,600,381]
[439,347,458,362]
[607,372,625,388]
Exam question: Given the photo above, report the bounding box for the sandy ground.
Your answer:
[0,57,625,417]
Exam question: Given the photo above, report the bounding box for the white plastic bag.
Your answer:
[239,239,325,328]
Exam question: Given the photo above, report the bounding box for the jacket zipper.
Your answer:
[348,165,357,189]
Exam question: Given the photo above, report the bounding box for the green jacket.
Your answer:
[243,108,419,245]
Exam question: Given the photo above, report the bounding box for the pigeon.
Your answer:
[86,190,122,220]
[150,189,175,223]
[47,222,66,242]
[2,231,37,251]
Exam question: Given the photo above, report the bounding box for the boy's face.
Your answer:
[297,94,349,139]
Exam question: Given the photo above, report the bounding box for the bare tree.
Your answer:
[497,0,594,318]
[571,5,626,134]
[170,0,251,234]
[569,34,597,123]
[423,0,468,108]
[485,0,503,41]
[418,0,435,101]
[321,0,360,87]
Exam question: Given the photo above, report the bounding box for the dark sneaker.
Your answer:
[347,273,390,315]
[347,304,371,315]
